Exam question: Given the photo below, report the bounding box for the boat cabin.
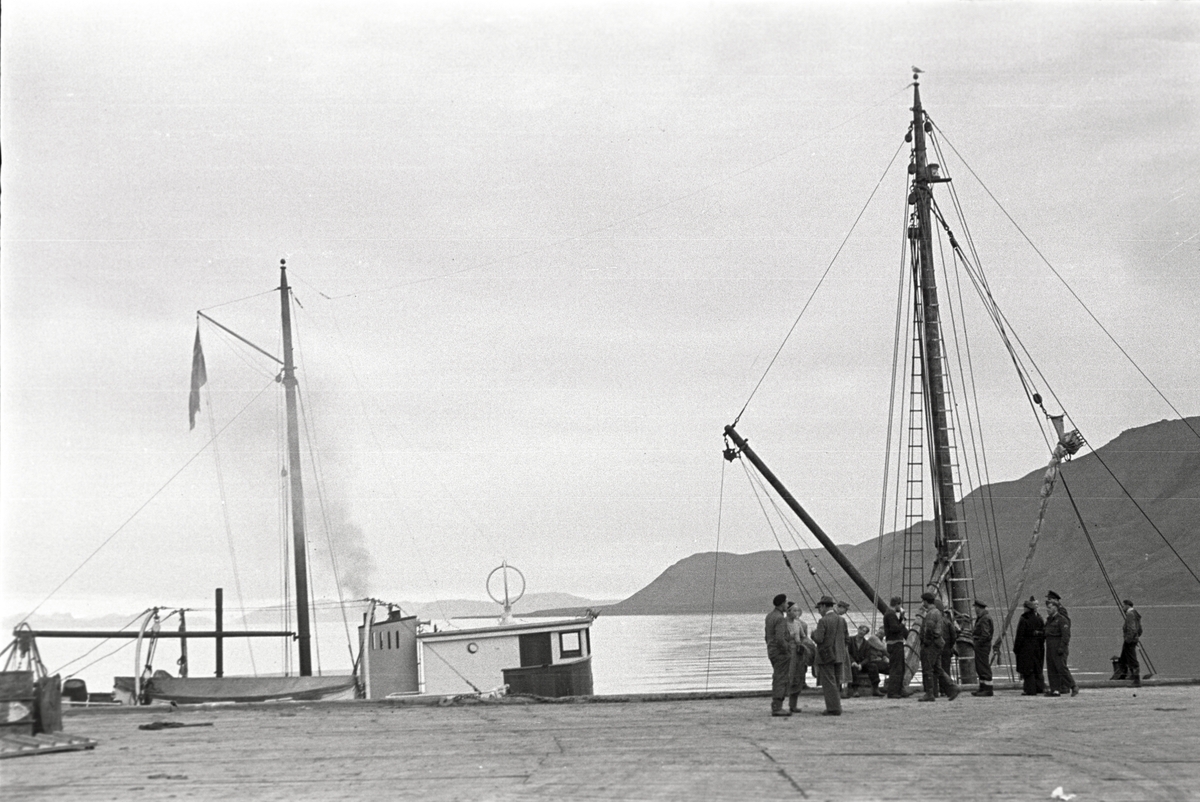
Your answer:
[359,608,594,698]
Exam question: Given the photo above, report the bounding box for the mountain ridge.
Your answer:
[602,416,1200,615]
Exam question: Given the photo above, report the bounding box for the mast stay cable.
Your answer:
[732,137,908,428]
[18,382,276,626]
[704,459,728,692]
[931,122,1200,444]
[1060,475,1158,677]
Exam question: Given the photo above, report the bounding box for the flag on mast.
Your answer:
[189,325,207,430]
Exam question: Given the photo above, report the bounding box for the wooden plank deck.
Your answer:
[2,683,1197,801]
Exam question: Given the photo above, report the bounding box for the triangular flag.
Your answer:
[189,325,207,430]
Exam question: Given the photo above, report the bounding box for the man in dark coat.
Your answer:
[765,593,791,716]
[1044,598,1078,697]
[1013,597,1046,695]
[810,595,845,716]
[971,599,994,697]
[1117,599,1143,686]
[882,596,911,698]
[935,599,958,697]
[917,591,959,702]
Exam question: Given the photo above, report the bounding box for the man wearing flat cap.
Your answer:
[810,595,846,715]
[970,600,994,697]
[765,593,792,716]
[917,590,959,702]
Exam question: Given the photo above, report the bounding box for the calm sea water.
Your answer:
[589,606,1198,695]
[47,605,1194,696]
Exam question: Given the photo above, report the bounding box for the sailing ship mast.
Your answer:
[908,76,976,683]
[279,259,313,676]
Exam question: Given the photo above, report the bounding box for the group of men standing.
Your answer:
[1012,592,1144,695]
[763,588,1001,716]
[1012,591,1078,696]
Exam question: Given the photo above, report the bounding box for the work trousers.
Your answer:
[1118,641,1140,678]
[920,643,955,697]
[768,647,790,704]
[816,663,843,714]
[975,645,993,685]
[1045,638,1076,692]
[885,641,906,696]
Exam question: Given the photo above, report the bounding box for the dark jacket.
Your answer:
[765,608,789,657]
[973,609,994,650]
[1123,608,1142,644]
[883,608,907,642]
[811,609,847,666]
[1044,610,1071,649]
[1013,609,1045,675]
[920,606,944,649]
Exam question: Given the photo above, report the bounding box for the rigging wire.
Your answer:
[878,189,916,621]
[314,84,917,302]
[737,460,821,611]
[277,382,294,676]
[738,459,866,615]
[732,136,909,428]
[50,609,151,676]
[315,299,500,630]
[201,363,258,675]
[931,121,1200,444]
[925,195,1200,588]
[705,458,728,692]
[17,381,277,625]
[292,300,359,670]
[1059,475,1159,677]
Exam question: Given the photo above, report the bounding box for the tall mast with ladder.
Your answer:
[908,76,977,683]
[279,259,313,676]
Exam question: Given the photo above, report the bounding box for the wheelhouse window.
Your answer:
[559,630,583,659]
[519,633,553,667]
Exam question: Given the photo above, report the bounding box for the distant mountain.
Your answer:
[397,593,614,620]
[2,593,616,635]
[606,416,1200,615]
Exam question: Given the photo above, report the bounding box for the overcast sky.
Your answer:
[3,1,1197,629]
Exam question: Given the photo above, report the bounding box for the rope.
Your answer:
[705,458,728,692]
[318,84,916,302]
[875,195,914,628]
[50,609,150,676]
[738,461,820,612]
[732,136,908,428]
[930,121,1200,445]
[1060,475,1158,677]
[291,303,357,671]
[16,381,276,625]
[202,374,257,675]
[1071,439,1200,588]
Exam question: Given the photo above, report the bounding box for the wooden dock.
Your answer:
[2,683,1198,801]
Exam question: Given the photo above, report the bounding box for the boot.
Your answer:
[871,685,885,697]
[788,694,800,712]
[1132,673,1142,687]
[970,684,993,697]
[918,694,936,702]
[947,684,960,701]
[771,699,790,717]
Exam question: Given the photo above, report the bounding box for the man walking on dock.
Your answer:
[1117,599,1143,687]
[765,593,792,717]
[811,595,846,716]
[917,591,959,702]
